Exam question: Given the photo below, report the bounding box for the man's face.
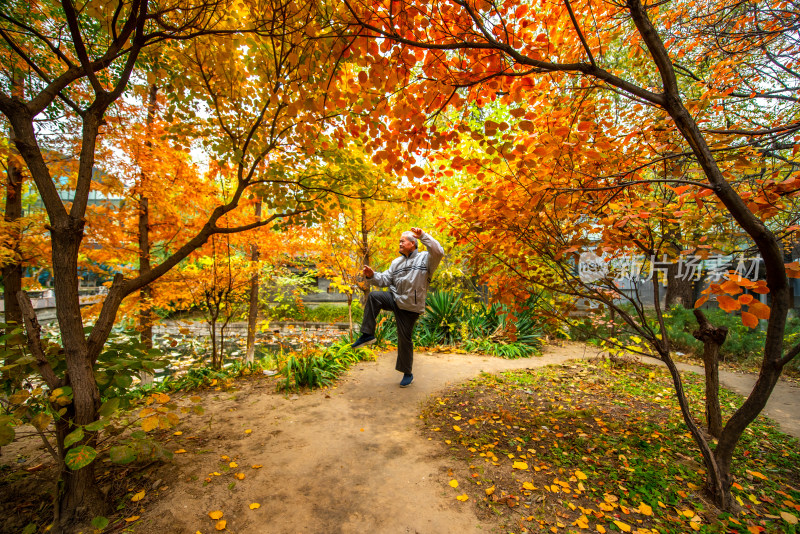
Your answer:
[399,236,416,256]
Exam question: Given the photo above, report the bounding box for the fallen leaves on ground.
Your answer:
[422,361,800,534]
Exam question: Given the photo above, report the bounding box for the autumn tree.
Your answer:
[0,0,378,530]
[341,0,800,510]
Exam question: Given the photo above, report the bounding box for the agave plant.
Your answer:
[421,290,463,344]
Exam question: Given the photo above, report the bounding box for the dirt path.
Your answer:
[137,343,800,534]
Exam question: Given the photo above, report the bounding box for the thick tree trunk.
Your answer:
[692,309,727,438]
[245,202,262,363]
[51,221,107,531]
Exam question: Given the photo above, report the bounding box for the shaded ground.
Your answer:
[1,342,798,533]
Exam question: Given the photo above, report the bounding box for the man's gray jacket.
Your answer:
[367,232,444,314]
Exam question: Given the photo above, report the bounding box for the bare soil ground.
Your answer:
[1,342,798,534]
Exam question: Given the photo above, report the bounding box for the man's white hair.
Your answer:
[401,231,418,248]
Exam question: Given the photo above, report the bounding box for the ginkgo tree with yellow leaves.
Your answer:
[340,0,800,512]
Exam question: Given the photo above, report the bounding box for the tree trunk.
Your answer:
[692,309,727,438]
[347,293,353,333]
[245,201,262,363]
[2,71,24,330]
[137,84,158,385]
[51,221,108,531]
[359,200,371,305]
[665,261,693,309]
[2,142,24,329]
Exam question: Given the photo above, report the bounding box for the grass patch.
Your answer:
[422,360,800,533]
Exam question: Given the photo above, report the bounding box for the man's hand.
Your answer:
[362,265,374,278]
[410,227,423,238]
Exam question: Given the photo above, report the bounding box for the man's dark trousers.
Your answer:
[360,291,420,374]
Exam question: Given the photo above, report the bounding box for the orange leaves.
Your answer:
[741,312,758,328]
[716,294,739,312]
[748,300,770,320]
[720,279,742,295]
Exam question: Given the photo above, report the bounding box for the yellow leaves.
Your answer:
[174,449,187,454]
[215,520,227,530]
[234,473,245,480]
[141,415,159,432]
[251,464,263,469]
[244,429,252,434]
[781,511,798,525]
[512,461,529,470]
[125,516,140,522]
[152,392,170,404]
[249,503,261,510]
[522,482,535,490]
[572,515,589,529]
[574,470,588,480]
[613,520,632,532]
[453,425,462,432]
[456,494,469,501]
[449,479,459,488]
[208,511,224,520]
[485,485,495,496]
[229,462,238,468]
[131,490,145,502]
[638,502,653,516]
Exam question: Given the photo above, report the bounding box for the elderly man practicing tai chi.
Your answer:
[350,227,444,387]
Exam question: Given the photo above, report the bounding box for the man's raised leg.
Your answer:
[352,291,394,348]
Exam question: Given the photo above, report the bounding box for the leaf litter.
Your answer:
[421,360,800,533]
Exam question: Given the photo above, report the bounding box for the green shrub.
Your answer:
[463,339,539,359]
[574,304,800,367]
[276,338,375,391]
[419,291,463,344]
[662,305,788,363]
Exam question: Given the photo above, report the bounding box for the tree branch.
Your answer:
[16,291,63,390]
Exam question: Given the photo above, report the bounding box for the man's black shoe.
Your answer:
[399,373,414,387]
[351,333,376,349]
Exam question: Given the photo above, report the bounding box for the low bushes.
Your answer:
[275,337,376,391]
[376,290,546,358]
[571,304,800,370]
